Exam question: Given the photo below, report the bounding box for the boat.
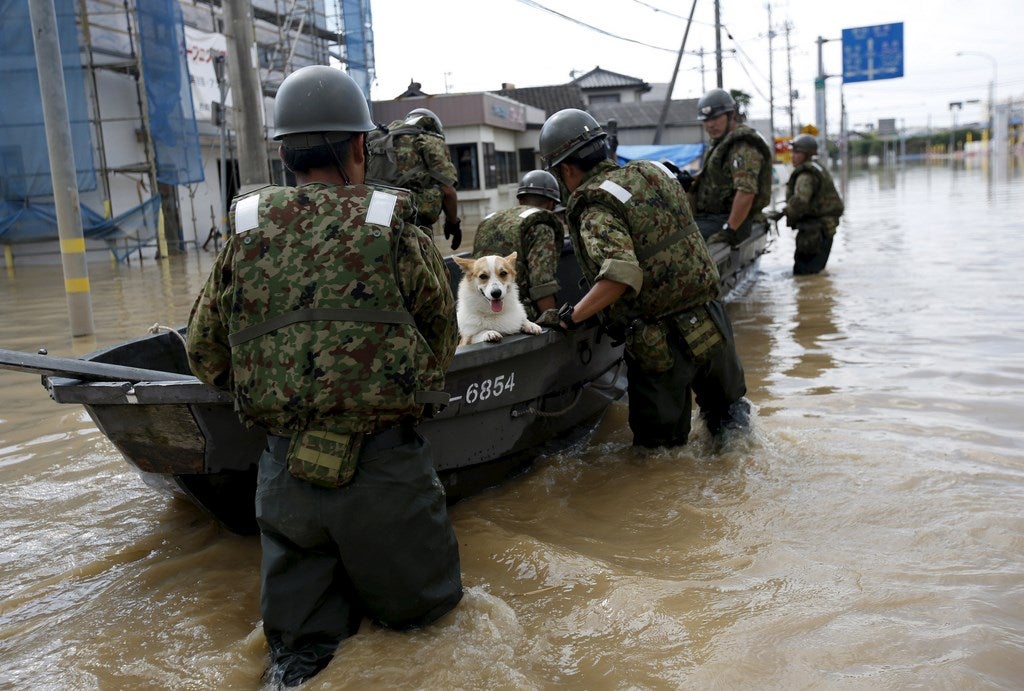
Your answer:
[3,227,770,535]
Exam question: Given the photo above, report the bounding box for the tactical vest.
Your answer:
[695,124,774,216]
[223,183,444,434]
[366,121,434,189]
[474,205,565,308]
[566,159,720,329]
[786,161,845,221]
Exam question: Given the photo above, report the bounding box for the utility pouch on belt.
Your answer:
[286,430,364,489]
[670,305,724,365]
[625,320,675,373]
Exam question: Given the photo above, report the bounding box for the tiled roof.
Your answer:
[492,84,586,117]
[572,66,650,92]
[590,100,700,128]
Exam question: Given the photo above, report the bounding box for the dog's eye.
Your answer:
[479,273,489,281]
[499,270,509,278]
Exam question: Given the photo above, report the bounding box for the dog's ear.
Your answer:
[504,251,518,264]
[453,255,475,273]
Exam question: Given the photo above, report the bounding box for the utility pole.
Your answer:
[29,0,94,337]
[223,0,269,191]
[785,21,795,137]
[767,2,775,144]
[714,0,723,88]
[654,0,698,145]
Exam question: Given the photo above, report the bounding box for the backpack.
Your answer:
[365,123,430,188]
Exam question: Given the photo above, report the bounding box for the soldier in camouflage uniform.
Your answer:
[689,88,774,246]
[473,169,565,319]
[767,134,844,275]
[540,109,750,447]
[185,66,462,688]
[368,107,463,250]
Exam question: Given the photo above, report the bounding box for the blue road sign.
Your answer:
[842,23,904,83]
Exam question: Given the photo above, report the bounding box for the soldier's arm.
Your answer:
[523,221,561,310]
[186,246,234,389]
[727,142,763,227]
[396,223,458,371]
[785,173,817,220]
[578,206,643,298]
[420,136,460,222]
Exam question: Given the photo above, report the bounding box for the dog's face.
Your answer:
[454,252,518,313]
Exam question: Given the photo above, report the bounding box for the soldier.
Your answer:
[472,169,565,319]
[185,65,462,687]
[768,134,845,275]
[367,107,463,250]
[540,108,750,447]
[689,88,774,246]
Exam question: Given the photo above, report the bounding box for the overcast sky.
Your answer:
[367,0,1024,135]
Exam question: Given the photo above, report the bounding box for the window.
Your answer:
[483,143,518,189]
[588,93,621,105]
[449,143,479,190]
[518,148,536,174]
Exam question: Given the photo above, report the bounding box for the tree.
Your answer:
[729,89,752,116]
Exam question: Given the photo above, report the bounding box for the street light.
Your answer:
[956,50,997,128]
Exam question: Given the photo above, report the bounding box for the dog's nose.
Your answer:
[489,288,502,299]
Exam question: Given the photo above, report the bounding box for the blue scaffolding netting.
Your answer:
[0,0,202,255]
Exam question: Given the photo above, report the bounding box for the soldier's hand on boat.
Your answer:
[557,303,582,331]
[535,308,563,328]
[443,218,462,251]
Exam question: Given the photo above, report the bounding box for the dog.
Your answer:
[453,252,543,345]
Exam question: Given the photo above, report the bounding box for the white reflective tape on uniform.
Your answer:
[651,160,676,179]
[366,190,398,226]
[484,211,497,220]
[518,207,541,218]
[599,179,632,204]
[234,194,260,234]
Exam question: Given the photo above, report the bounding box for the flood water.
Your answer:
[2,160,1023,689]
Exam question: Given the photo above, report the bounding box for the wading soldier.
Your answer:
[185,65,462,687]
[540,108,750,447]
[768,134,845,274]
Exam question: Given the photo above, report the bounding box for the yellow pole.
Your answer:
[4,244,13,274]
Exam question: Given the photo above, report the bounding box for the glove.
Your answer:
[443,218,462,251]
[765,209,784,222]
[535,308,563,327]
[678,169,694,192]
[557,303,582,331]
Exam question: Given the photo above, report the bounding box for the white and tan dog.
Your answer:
[453,252,543,345]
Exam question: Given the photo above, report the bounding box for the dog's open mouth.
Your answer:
[490,298,503,313]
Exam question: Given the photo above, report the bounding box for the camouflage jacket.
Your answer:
[693,124,774,220]
[565,159,720,331]
[388,119,457,226]
[473,205,564,319]
[785,160,844,229]
[186,182,457,435]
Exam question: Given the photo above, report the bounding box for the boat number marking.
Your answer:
[463,371,516,405]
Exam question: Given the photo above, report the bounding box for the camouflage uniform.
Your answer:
[565,159,748,446]
[473,205,565,319]
[186,181,462,683]
[385,119,458,227]
[783,160,844,275]
[692,124,774,242]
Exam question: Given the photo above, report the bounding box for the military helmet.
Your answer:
[273,65,375,142]
[696,88,737,121]
[791,133,818,155]
[517,169,561,203]
[405,107,443,134]
[539,108,608,169]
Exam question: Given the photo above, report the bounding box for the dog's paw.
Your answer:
[483,330,504,343]
[522,321,543,335]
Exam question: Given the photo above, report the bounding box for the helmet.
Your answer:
[539,109,608,169]
[791,134,818,155]
[517,170,561,203]
[696,88,737,121]
[405,107,443,134]
[273,65,375,141]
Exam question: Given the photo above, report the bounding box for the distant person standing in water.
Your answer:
[768,134,845,275]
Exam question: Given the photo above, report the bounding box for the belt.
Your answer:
[268,424,415,457]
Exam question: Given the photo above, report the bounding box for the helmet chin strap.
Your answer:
[323,133,351,185]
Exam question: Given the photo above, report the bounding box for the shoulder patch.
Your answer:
[811,162,824,173]
[518,207,542,218]
[234,193,260,234]
[651,160,677,180]
[366,190,398,226]
[598,179,632,204]
[483,211,497,220]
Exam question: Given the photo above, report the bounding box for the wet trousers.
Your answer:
[255,428,463,685]
[793,225,834,275]
[626,300,748,447]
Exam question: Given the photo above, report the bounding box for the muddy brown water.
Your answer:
[2,159,1023,688]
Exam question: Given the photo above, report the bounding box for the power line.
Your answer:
[512,0,678,53]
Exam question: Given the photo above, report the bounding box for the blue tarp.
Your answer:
[0,0,96,199]
[343,0,374,99]
[616,144,704,170]
[137,0,204,185]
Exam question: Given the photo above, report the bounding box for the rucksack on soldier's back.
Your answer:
[365,122,432,189]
